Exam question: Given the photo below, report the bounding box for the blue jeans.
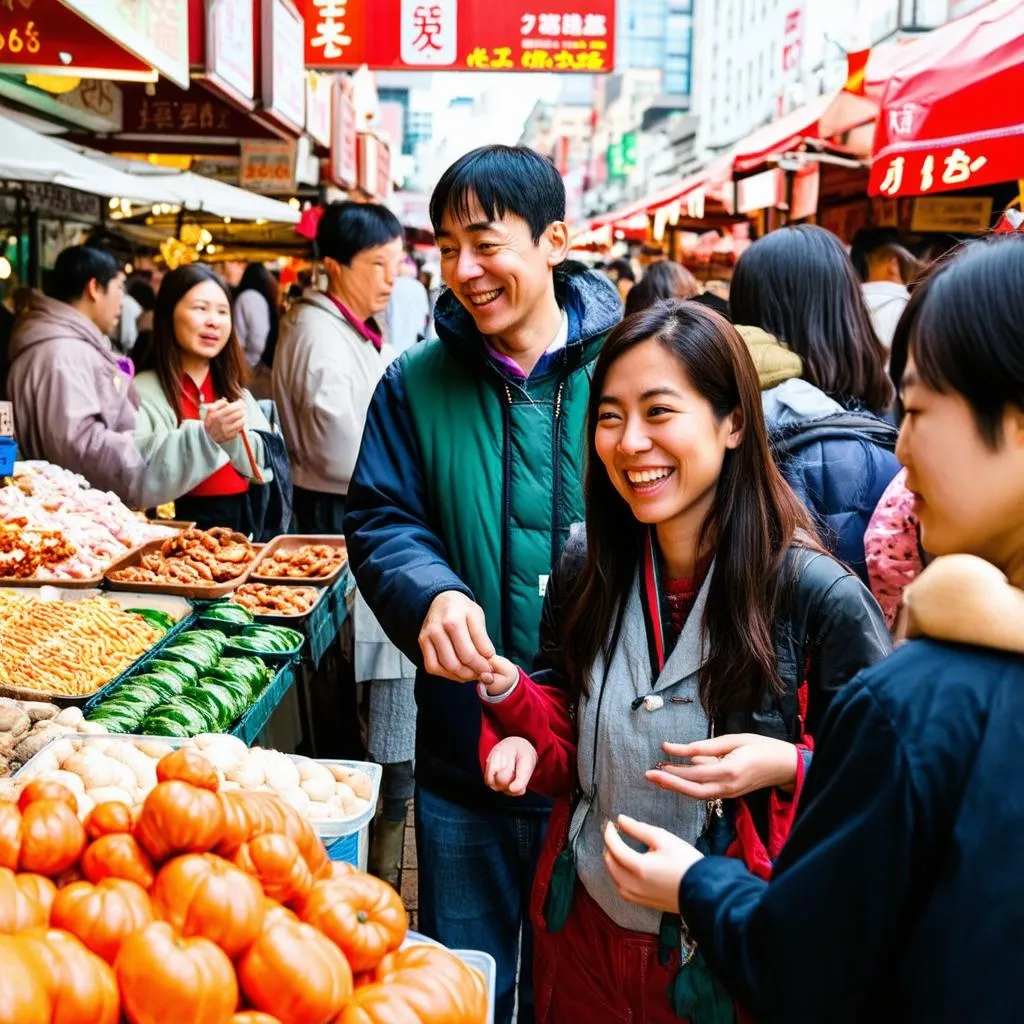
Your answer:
[415,785,547,1024]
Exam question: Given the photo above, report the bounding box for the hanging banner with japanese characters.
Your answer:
[869,137,1015,200]
[205,0,256,108]
[301,0,616,73]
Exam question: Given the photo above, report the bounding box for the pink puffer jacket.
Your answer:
[864,467,924,629]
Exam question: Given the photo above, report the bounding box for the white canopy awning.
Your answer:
[93,163,301,224]
[0,113,172,204]
[0,112,301,225]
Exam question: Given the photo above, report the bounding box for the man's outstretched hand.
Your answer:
[419,590,496,682]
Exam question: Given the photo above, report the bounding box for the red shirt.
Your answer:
[325,294,383,351]
[180,372,249,498]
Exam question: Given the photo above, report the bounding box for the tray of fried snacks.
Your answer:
[0,521,99,586]
[0,588,191,705]
[229,582,327,623]
[248,535,347,586]
[105,527,258,598]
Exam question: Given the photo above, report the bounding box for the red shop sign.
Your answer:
[301,0,616,74]
[869,135,1020,199]
[0,0,154,79]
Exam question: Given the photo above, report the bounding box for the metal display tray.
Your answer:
[0,589,193,707]
[105,537,256,599]
[248,534,348,586]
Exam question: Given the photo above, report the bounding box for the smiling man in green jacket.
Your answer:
[345,145,622,1024]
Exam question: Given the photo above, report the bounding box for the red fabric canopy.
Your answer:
[730,91,838,174]
[587,154,734,231]
[868,0,1024,197]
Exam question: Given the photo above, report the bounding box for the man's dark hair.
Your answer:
[126,275,156,311]
[850,227,921,284]
[51,245,121,304]
[316,201,403,267]
[430,145,565,243]
[606,258,635,283]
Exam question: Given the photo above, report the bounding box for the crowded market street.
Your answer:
[0,0,1022,1022]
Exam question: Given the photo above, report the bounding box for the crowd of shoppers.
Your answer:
[4,141,1023,1024]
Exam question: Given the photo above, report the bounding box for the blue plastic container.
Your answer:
[0,437,17,476]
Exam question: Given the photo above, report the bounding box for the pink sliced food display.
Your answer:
[0,463,178,581]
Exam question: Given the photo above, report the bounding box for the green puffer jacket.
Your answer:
[345,264,622,809]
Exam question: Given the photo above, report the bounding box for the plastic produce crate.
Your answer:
[455,949,497,1024]
[313,757,382,871]
[14,739,381,866]
[0,437,18,476]
[229,659,298,746]
[307,566,354,668]
[404,932,495,1024]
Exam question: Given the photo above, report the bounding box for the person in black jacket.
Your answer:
[729,228,901,581]
[602,234,1024,1023]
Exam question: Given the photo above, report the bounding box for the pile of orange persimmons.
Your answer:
[0,746,487,1024]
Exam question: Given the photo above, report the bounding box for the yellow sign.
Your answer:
[910,196,994,234]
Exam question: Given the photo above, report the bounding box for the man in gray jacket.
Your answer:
[273,201,403,533]
[6,245,150,504]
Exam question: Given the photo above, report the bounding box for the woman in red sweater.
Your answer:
[135,265,274,534]
[476,302,890,1023]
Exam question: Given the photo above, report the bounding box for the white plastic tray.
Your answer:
[405,931,496,1024]
[13,733,381,836]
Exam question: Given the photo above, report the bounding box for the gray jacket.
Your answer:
[571,564,713,933]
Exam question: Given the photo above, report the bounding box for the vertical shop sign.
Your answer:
[400,0,457,66]
[621,131,638,171]
[357,132,378,196]
[206,0,255,105]
[376,138,392,200]
[330,78,358,188]
[262,0,306,132]
[58,0,189,87]
[305,71,333,147]
[607,139,624,180]
[781,5,803,74]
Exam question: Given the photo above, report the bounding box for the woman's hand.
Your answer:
[603,815,703,914]
[484,737,538,796]
[647,734,800,801]
[478,654,519,697]
[203,399,247,444]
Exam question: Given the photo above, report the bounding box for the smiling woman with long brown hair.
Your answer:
[134,264,274,534]
[473,300,890,1022]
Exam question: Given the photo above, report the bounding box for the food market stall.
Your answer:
[0,459,494,1021]
[0,460,355,747]
[0,741,494,1022]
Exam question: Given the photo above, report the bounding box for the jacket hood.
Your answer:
[762,377,845,430]
[862,280,910,314]
[8,293,117,364]
[432,261,622,364]
[734,325,803,390]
